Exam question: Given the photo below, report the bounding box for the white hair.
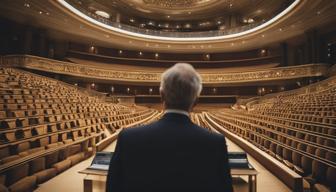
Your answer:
[160,63,202,110]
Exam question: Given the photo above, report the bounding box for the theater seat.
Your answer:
[68,144,81,156]
[0,184,8,192]
[1,155,20,165]
[34,168,57,184]
[29,157,45,175]
[314,184,330,192]
[6,164,29,186]
[8,175,36,192]
[313,166,336,192]
[68,152,85,165]
[302,179,311,192]
[18,147,44,157]
[46,151,59,168]
[52,159,71,174]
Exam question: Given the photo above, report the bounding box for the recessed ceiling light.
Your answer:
[167,15,170,18]
[95,10,110,19]
[38,11,43,14]
[243,18,254,24]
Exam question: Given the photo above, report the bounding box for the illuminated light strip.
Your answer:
[57,0,301,42]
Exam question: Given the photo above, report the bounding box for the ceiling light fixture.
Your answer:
[95,10,110,19]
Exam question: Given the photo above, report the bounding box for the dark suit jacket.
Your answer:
[106,113,233,192]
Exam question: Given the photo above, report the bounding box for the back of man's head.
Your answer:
[160,63,202,111]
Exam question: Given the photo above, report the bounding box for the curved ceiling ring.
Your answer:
[57,0,302,42]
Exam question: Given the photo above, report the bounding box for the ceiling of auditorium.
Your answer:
[0,0,336,53]
[62,0,295,34]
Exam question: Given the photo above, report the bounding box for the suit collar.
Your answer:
[164,109,189,117]
[161,112,192,123]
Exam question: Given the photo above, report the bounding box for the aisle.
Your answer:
[36,135,290,192]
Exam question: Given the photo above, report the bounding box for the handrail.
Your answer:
[0,55,330,85]
[68,50,281,64]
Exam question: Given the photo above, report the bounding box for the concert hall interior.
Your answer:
[0,0,336,192]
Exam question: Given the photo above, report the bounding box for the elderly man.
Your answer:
[106,63,233,192]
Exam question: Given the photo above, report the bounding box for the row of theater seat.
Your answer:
[190,113,214,132]
[0,67,159,192]
[205,75,336,192]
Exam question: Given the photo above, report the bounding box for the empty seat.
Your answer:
[52,159,71,174]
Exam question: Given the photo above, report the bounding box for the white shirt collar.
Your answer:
[164,109,189,117]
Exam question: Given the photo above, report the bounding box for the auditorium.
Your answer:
[0,0,335,192]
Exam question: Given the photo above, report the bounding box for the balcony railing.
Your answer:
[69,2,264,38]
[1,55,330,85]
